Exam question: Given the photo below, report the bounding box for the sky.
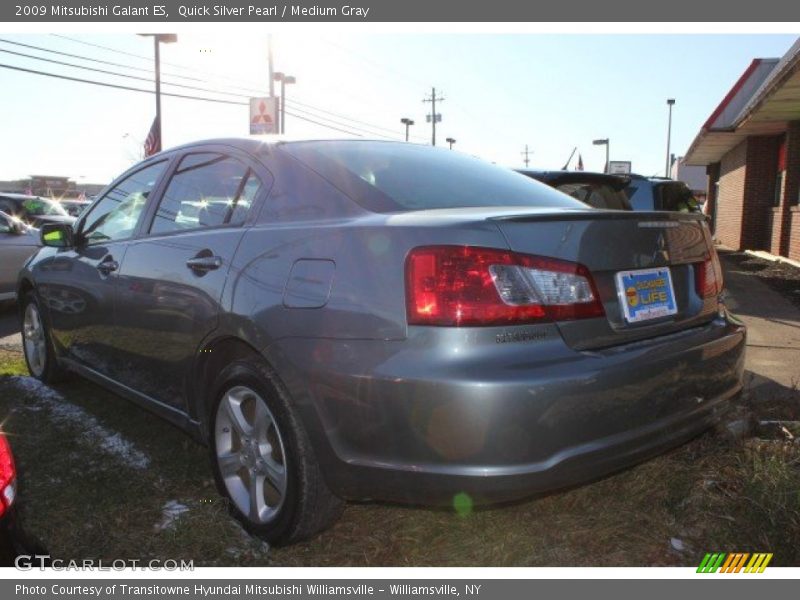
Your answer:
[0,32,797,183]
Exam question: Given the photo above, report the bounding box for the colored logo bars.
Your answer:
[697,552,773,573]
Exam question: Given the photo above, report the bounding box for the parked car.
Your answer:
[624,175,701,212]
[0,211,39,304]
[17,139,745,545]
[59,198,92,218]
[0,431,45,565]
[517,170,632,210]
[0,194,76,229]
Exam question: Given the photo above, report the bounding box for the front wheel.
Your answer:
[20,292,66,383]
[209,358,343,545]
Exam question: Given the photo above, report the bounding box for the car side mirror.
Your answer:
[40,222,75,248]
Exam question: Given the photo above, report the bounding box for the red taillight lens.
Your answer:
[695,249,724,298]
[405,246,604,326]
[0,434,16,517]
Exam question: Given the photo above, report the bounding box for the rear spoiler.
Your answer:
[488,211,707,223]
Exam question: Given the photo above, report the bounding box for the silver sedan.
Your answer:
[0,211,39,303]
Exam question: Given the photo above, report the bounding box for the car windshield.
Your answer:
[284,141,585,213]
[21,197,68,217]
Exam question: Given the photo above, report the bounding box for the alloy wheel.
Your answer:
[214,385,288,524]
[23,303,47,377]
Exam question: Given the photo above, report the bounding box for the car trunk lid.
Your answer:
[491,210,718,350]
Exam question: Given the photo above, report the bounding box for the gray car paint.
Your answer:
[0,212,39,300]
[18,139,746,505]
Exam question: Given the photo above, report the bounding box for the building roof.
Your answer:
[684,37,800,166]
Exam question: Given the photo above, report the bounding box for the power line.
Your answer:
[0,62,247,105]
[0,62,374,138]
[319,37,430,88]
[288,96,426,140]
[284,101,397,140]
[51,34,428,142]
[0,47,247,99]
[52,34,268,88]
[6,36,415,141]
[0,37,204,83]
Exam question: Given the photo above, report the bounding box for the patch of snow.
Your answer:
[4,375,150,470]
[155,500,190,532]
[670,537,686,552]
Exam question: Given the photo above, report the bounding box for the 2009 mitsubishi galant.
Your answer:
[17,139,745,545]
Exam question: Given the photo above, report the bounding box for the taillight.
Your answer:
[695,249,724,298]
[0,434,15,517]
[405,246,605,326]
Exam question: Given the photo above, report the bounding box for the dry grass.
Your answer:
[0,346,798,566]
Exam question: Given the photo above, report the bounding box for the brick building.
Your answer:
[684,38,800,260]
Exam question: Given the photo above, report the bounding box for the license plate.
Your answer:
[616,267,677,323]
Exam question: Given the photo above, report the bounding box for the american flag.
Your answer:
[144,116,161,157]
[576,154,584,171]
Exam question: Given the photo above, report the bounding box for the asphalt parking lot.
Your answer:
[0,252,798,566]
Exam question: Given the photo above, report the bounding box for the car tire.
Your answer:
[208,357,344,546]
[20,292,67,384]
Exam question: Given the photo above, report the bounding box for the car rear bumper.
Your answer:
[273,313,746,505]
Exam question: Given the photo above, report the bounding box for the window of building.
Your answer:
[775,136,787,207]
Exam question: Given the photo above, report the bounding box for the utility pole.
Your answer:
[268,34,275,98]
[521,144,532,168]
[422,87,444,146]
[274,72,296,134]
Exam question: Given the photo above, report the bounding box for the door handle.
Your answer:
[97,259,119,275]
[186,255,222,272]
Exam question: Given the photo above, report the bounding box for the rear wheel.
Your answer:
[209,358,343,545]
[20,293,66,383]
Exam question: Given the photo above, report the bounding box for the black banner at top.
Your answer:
[3,0,800,22]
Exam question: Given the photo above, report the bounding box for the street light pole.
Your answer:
[154,37,162,146]
[274,72,296,134]
[666,98,676,177]
[593,138,610,173]
[138,34,177,153]
[446,137,456,150]
[400,118,415,142]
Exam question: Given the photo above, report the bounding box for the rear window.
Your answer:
[555,182,631,210]
[283,141,584,213]
[658,182,700,212]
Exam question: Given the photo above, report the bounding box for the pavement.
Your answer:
[1,257,799,395]
[720,252,800,396]
[0,303,20,349]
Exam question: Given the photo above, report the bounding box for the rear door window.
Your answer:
[149,153,262,235]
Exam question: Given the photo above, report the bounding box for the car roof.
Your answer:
[625,174,684,184]
[517,169,631,189]
[147,137,410,159]
[0,193,45,201]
